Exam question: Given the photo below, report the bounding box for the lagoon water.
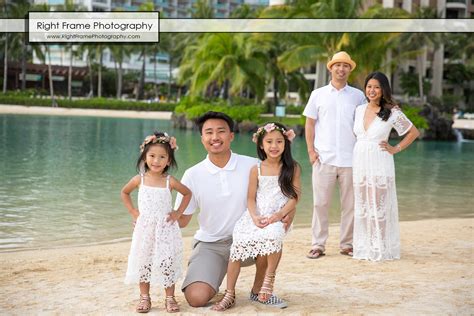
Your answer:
[1,114,473,251]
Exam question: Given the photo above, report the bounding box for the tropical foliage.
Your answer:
[0,0,471,118]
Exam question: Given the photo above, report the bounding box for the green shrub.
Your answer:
[285,105,304,115]
[0,95,176,112]
[178,104,263,122]
[257,116,304,126]
[402,105,429,129]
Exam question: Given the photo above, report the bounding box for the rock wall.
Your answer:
[419,105,457,141]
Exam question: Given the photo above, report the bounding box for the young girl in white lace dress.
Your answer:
[353,72,419,261]
[121,131,192,313]
[212,122,301,311]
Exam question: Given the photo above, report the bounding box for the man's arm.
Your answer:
[174,170,195,228]
[305,117,318,165]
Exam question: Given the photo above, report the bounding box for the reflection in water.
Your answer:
[0,114,473,250]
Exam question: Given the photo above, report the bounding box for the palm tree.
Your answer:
[156,34,172,100]
[229,3,262,18]
[191,0,214,18]
[109,44,131,99]
[260,0,362,90]
[96,44,103,98]
[343,4,409,87]
[4,0,54,95]
[178,33,266,101]
[44,45,57,107]
[57,0,85,100]
[156,32,189,101]
[8,0,30,91]
[136,45,147,100]
[269,0,407,89]
[77,44,96,97]
[135,1,155,101]
[30,3,57,106]
[2,33,8,93]
[398,7,442,101]
[250,33,309,110]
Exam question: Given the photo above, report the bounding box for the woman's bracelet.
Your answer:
[395,144,402,153]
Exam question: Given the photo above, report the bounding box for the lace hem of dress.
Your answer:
[230,238,282,262]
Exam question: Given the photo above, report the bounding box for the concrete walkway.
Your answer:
[453,119,474,130]
[0,104,172,120]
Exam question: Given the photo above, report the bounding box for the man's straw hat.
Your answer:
[326,51,356,71]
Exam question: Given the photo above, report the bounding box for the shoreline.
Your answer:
[0,217,464,254]
[0,104,172,120]
[1,218,472,314]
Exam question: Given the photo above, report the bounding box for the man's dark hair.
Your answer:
[195,111,234,134]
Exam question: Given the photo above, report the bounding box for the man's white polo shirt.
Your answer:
[175,152,257,242]
[303,82,366,167]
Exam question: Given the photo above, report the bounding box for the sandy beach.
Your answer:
[1,218,472,315]
[0,104,172,120]
[1,105,472,314]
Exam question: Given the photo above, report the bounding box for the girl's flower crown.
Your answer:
[252,123,296,143]
[140,132,178,153]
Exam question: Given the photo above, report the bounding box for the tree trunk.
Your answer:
[154,45,158,100]
[117,61,123,99]
[47,46,57,107]
[3,33,8,93]
[113,59,118,96]
[273,76,279,112]
[88,54,93,98]
[21,38,27,91]
[223,79,229,100]
[98,45,103,98]
[431,45,444,98]
[417,54,424,102]
[168,56,172,101]
[314,60,326,90]
[137,47,146,100]
[68,44,73,100]
[385,49,392,85]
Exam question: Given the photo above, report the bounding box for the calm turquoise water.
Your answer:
[1,114,473,251]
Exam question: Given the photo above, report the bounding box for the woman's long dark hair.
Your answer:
[364,71,395,121]
[256,122,299,200]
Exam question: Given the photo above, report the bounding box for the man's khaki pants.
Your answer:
[311,162,354,252]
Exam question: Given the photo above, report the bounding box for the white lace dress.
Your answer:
[352,105,413,261]
[230,164,289,261]
[124,175,183,287]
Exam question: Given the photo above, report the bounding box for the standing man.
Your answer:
[176,111,292,308]
[303,51,366,259]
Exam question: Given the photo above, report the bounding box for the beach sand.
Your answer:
[1,106,472,314]
[1,218,472,315]
[0,104,172,120]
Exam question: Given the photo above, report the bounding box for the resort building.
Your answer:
[27,0,270,97]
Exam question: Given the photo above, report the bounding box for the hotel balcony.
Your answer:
[446,0,467,9]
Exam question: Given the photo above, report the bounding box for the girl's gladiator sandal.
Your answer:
[258,273,276,302]
[210,289,236,311]
[165,295,179,313]
[136,294,152,313]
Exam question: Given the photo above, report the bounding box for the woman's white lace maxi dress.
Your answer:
[124,175,182,287]
[230,165,289,261]
[353,105,413,261]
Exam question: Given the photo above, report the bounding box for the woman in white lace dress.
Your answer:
[212,122,301,311]
[353,72,420,261]
[121,132,191,313]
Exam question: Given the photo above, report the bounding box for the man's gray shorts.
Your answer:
[181,238,255,293]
